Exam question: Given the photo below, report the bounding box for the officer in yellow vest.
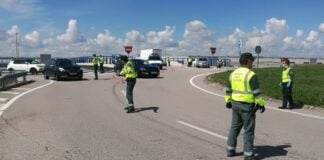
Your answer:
[225,53,265,160]
[99,55,104,73]
[279,59,294,109]
[120,55,137,113]
[92,54,99,80]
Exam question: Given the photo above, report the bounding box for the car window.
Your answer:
[13,60,25,64]
[199,58,208,61]
[30,60,40,64]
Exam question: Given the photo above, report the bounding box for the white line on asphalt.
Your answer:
[0,91,20,95]
[12,87,31,90]
[121,90,126,97]
[0,80,54,116]
[190,73,324,121]
[177,120,227,140]
[0,98,8,102]
[190,73,224,97]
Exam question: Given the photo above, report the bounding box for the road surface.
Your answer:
[0,67,324,160]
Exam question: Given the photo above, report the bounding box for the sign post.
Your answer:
[124,45,133,56]
[255,45,262,68]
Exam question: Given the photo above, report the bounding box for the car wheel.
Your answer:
[30,68,37,75]
[78,73,83,80]
[44,71,49,80]
[8,68,14,72]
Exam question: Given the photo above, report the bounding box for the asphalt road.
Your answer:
[0,67,324,160]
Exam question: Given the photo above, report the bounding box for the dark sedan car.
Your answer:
[43,58,83,81]
[114,59,160,78]
[132,59,160,78]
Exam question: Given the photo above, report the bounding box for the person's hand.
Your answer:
[226,102,232,109]
[259,105,265,113]
[278,82,282,87]
[287,82,291,88]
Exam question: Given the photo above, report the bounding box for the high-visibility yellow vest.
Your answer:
[230,67,256,103]
[99,57,104,64]
[121,61,137,79]
[92,57,99,65]
[282,67,291,83]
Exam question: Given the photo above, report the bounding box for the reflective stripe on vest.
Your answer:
[230,67,255,103]
[282,67,291,83]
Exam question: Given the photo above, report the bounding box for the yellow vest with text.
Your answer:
[121,61,137,79]
[230,67,255,103]
[282,67,291,83]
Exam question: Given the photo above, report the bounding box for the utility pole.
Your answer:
[15,32,19,58]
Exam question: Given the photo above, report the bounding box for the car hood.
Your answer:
[60,65,81,70]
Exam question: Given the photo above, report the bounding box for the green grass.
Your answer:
[208,65,324,108]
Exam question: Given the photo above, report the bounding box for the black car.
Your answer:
[43,58,83,81]
[132,59,160,78]
[114,59,160,78]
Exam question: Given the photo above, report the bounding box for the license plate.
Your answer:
[151,72,157,74]
[70,72,77,75]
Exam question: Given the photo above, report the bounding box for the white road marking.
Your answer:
[0,98,8,102]
[190,73,224,97]
[0,91,20,95]
[177,120,228,140]
[12,87,31,90]
[190,73,324,121]
[0,80,54,116]
[121,90,126,97]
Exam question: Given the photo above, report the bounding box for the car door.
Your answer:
[14,60,27,71]
[47,60,56,76]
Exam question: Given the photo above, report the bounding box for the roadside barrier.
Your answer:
[0,71,28,90]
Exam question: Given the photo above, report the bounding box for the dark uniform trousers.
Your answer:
[126,78,136,108]
[93,64,98,79]
[227,101,256,155]
[100,63,104,73]
[282,82,293,107]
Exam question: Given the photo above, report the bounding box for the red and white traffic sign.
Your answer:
[124,46,133,55]
[210,47,216,55]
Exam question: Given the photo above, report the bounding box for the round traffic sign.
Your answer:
[255,45,261,54]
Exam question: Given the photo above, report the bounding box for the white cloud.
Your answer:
[296,29,304,38]
[0,0,43,18]
[306,30,319,41]
[95,30,121,47]
[1,18,324,58]
[7,25,19,36]
[319,23,324,32]
[57,19,86,44]
[25,30,41,47]
[125,30,145,43]
[145,26,178,48]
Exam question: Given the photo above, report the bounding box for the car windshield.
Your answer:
[133,60,148,65]
[57,59,74,67]
[148,53,161,60]
[199,58,208,61]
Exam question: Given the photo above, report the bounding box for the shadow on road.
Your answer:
[133,106,159,113]
[255,144,291,160]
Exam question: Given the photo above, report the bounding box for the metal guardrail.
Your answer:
[0,71,28,90]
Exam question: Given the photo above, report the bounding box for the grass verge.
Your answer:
[208,65,324,108]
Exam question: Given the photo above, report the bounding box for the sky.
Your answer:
[0,0,324,58]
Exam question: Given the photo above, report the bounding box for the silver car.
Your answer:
[193,57,209,68]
